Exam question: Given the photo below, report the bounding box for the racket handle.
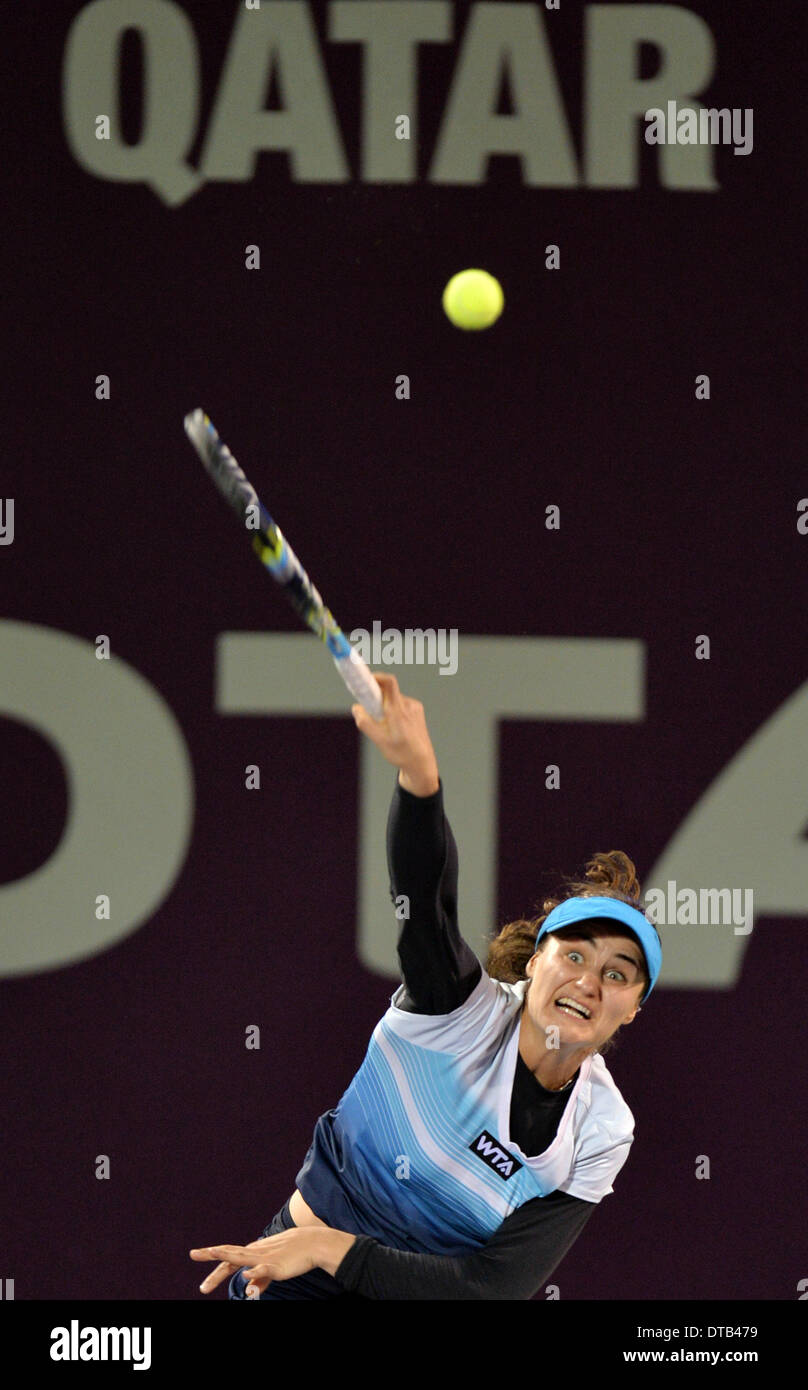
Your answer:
[334,647,384,721]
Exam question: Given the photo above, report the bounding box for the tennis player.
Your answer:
[190,672,662,1300]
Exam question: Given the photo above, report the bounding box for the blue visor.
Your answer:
[535,895,662,1002]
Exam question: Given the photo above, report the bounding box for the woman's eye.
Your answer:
[568,951,583,962]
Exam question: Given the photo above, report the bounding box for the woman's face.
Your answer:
[524,923,645,1052]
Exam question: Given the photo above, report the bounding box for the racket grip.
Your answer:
[333,647,384,721]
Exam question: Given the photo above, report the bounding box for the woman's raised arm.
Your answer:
[351,671,439,796]
[353,671,481,1014]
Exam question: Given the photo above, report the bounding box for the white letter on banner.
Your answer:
[0,621,193,977]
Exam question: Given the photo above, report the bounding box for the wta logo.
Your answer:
[469,1131,523,1180]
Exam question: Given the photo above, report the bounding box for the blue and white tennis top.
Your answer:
[296,968,635,1257]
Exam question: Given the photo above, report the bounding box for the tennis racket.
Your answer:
[184,409,384,721]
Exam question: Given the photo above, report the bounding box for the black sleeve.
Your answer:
[332,1189,597,1300]
[387,776,482,1015]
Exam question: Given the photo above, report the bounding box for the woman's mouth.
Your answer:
[555,996,592,1020]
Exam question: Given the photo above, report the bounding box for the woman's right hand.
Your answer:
[352,673,440,797]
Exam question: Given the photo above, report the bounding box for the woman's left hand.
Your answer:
[190,1228,323,1297]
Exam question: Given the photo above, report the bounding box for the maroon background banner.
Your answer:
[3,0,806,1303]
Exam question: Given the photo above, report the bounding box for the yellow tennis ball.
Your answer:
[442,268,504,330]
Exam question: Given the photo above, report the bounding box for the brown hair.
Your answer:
[486,851,655,1056]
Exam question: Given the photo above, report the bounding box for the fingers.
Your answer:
[191,1245,259,1295]
[207,1245,261,1264]
[244,1274,271,1298]
[207,1247,273,1300]
[369,671,400,696]
[351,671,411,740]
[192,1229,317,1295]
[198,1259,239,1294]
[352,705,386,743]
[353,672,394,724]
[356,672,401,714]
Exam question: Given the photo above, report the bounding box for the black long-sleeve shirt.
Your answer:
[330,778,599,1299]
